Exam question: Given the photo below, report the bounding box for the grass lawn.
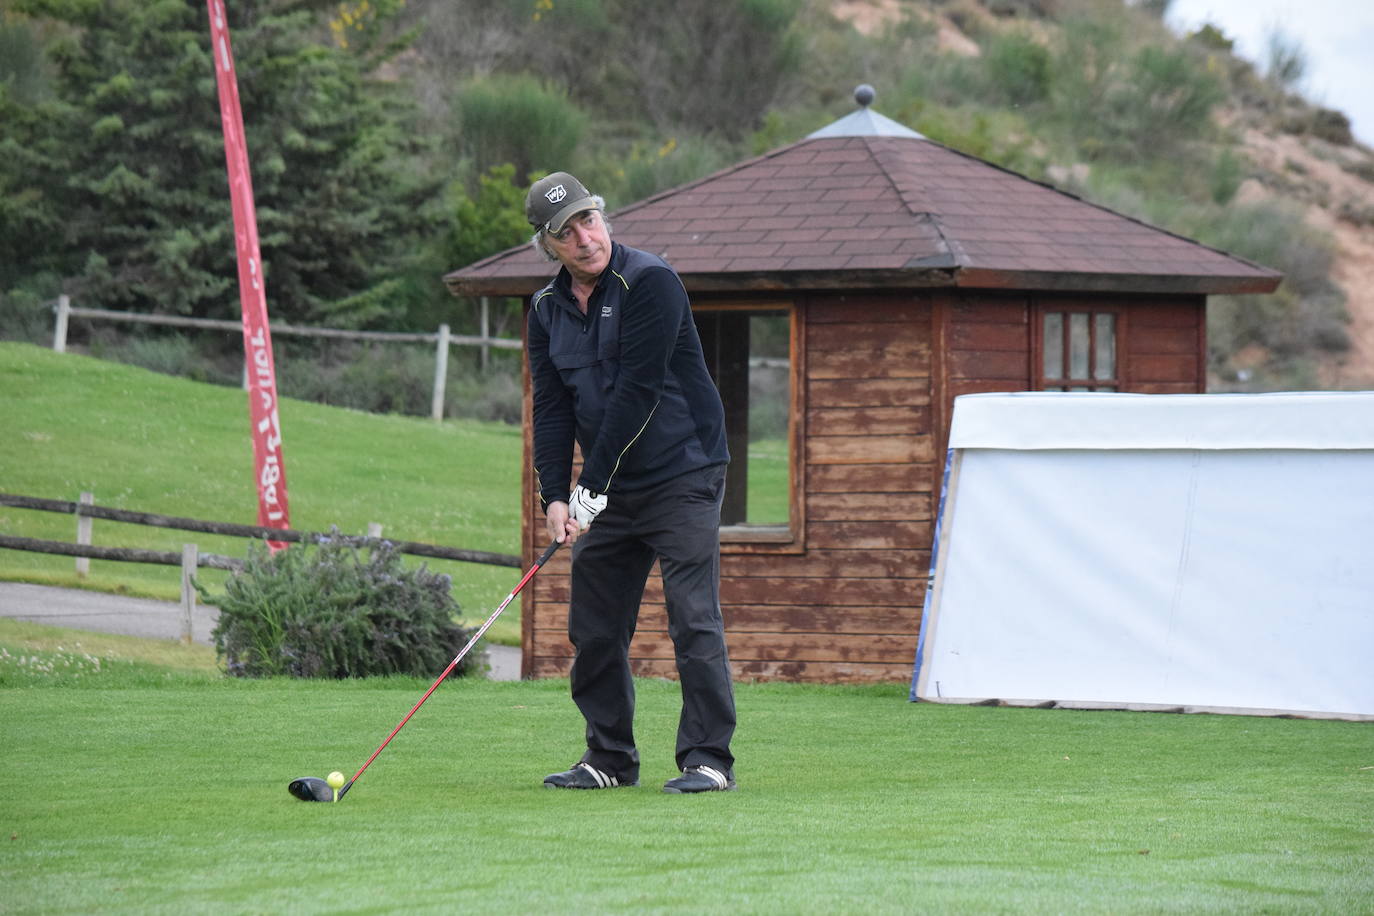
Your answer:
[0,342,526,644]
[3,621,1372,913]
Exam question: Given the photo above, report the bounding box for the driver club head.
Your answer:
[288,776,336,802]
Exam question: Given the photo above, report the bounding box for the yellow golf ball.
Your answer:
[326,771,346,790]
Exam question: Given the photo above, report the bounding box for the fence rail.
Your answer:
[0,533,243,571]
[1,491,521,643]
[49,295,523,421]
[0,493,521,568]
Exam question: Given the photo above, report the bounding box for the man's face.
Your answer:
[546,209,611,285]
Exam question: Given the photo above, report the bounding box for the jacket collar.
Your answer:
[551,241,624,307]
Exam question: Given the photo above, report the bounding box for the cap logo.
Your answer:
[545,184,567,204]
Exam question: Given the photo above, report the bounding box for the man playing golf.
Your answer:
[525,171,737,794]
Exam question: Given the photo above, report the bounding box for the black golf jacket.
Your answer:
[527,242,729,508]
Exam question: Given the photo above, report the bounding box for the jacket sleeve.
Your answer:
[576,266,684,494]
[527,297,575,510]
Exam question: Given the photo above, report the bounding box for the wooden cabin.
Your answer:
[444,92,1282,683]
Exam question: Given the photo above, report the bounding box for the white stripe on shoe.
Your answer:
[577,762,618,788]
[691,765,729,790]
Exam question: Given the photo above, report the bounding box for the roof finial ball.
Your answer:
[854,84,876,108]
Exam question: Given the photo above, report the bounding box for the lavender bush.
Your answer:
[201,532,477,679]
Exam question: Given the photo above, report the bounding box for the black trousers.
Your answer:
[568,464,736,780]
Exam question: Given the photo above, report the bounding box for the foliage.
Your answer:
[2,0,1366,393]
[2,0,439,326]
[1263,25,1307,90]
[1307,107,1355,146]
[202,534,478,679]
[455,75,586,182]
[1074,171,1348,387]
[273,336,524,422]
[1197,198,1348,375]
[445,163,534,269]
[1187,22,1233,53]
[1207,147,1244,205]
[605,134,735,204]
[611,0,805,138]
[981,29,1053,107]
[0,7,52,104]
[1132,0,1173,19]
[1051,14,1225,162]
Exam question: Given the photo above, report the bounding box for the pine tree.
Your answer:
[4,0,439,326]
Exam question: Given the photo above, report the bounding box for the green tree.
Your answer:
[3,0,439,326]
[445,163,530,271]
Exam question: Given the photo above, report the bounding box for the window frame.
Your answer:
[692,298,805,554]
[1032,301,1127,392]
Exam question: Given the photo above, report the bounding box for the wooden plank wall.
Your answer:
[520,290,1203,682]
[522,293,935,683]
[1122,295,1207,393]
[940,289,1206,400]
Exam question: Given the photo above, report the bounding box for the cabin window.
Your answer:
[693,303,799,545]
[1039,308,1120,391]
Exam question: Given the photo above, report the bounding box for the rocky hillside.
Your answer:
[1239,129,1374,388]
[833,0,1374,390]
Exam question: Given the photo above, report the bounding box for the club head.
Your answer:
[288,776,335,802]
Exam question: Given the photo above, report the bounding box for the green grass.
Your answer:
[2,625,1372,913]
[745,436,788,525]
[0,618,219,682]
[0,342,525,643]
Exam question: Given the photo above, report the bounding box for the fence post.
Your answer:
[431,323,450,422]
[479,297,491,371]
[180,543,198,645]
[366,522,383,539]
[75,491,93,577]
[53,295,71,353]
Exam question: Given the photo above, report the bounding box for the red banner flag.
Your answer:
[206,0,291,546]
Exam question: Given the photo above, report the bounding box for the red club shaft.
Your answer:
[340,541,561,795]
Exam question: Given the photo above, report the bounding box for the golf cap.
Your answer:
[525,171,599,233]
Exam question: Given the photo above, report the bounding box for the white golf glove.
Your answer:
[568,484,608,531]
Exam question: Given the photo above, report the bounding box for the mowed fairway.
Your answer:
[3,622,1372,913]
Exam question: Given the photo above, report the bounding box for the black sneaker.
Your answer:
[543,762,637,789]
[663,765,736,793]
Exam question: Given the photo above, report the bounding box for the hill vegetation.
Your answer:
[3,0,1373,396]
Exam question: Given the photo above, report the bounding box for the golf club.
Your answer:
[288,539,561,802]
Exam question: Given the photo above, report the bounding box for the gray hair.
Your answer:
[530,196,610,261]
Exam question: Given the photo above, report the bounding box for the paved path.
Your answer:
[0,582,521,680]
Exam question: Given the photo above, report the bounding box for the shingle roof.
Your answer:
[445,122,1281,298]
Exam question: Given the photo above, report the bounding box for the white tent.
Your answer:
[911,392,1374,721]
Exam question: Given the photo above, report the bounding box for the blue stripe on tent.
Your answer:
[911,447,955,701]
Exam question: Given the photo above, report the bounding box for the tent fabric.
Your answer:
[948,391,1374,451]
[912,392,1374,721]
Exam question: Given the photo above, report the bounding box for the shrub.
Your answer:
[1105,46,1225,158]
[456,75,586,181]
[446,164,530,272]
[1209,148,1245,205]
[1263,27,1307,91]
[615,134,735,203]
[612,0,804,139]
[982,31,1053,107]
[1309,107,1355,146]
[202,534,477,679]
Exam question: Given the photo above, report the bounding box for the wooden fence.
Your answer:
[49,295,523,421]
[1,491,519,644]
